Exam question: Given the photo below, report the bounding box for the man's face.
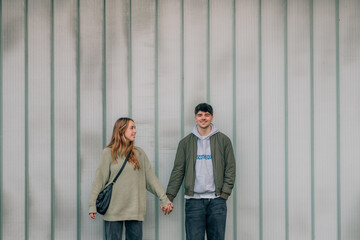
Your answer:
[194,111,213,129]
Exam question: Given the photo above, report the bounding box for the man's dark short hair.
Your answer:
[194,103,213,115]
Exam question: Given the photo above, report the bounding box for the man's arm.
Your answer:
[166,142,186,202]
[221,137,236,198]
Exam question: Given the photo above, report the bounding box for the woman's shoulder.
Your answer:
[102,147,112,154]
[97,147,113,165]
[101,147,113,158]
[134,146,150,161]
[133,146,145,155]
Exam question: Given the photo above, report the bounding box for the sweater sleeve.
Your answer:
[88,148,112,213]
[139,148,171,207]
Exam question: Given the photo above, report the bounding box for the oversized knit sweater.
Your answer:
[89,147,171,221]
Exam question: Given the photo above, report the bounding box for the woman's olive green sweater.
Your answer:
[89,147,171,221]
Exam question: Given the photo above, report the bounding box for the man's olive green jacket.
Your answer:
[166,132,236,201]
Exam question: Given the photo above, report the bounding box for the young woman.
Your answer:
[89,117,173,240]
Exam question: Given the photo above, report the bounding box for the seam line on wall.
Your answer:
[102,0,107,149]
[102,0,107,239]
[258,0,263,239]
[284,0,289,239]
[76,0,81,239]
[155,0,160,239]
[25,0,29,239]
[180,0,185,238]
[50,0,55,239]
[206,0,210,103]
[128,0,133,118]
[232,0,237,239]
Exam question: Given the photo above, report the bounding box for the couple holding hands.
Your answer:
[89,103,236,240]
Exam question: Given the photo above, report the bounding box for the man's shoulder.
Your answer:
[184,132,195,139]
[211,131,232,143]
[179,133,196,144]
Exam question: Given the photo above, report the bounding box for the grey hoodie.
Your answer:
[189,123,219,198]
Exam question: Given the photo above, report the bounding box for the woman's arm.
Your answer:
[88,148,112,215]
[138,148,172,208]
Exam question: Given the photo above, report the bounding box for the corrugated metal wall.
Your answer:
[1,0,359,239]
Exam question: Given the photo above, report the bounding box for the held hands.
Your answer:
[90,204,173,219]
[160,202,174,215]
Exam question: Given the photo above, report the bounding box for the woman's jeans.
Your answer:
[104,220,143,240]
[185,198,227,240]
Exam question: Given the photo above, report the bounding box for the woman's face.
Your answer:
[124,120,136,142]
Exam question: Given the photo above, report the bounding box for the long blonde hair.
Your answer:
[106,118,140,169]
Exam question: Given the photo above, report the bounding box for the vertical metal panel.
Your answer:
[283,0,289,239]
[287,0,312,239]
[209,0,234,239]
[183,0,207,131]
[80,0,104,240]
[105,0,130,134]
[309,0,315,238]
[28,0,52,239]
[335,0,341,239]
[340,0,360,239]
[157,0,183,238]
[131,0,156,239]
[313,0,338,239]
[258,0,264,238]
[2,0,26,239]
[236,0,260,239]
[53,0,78,238]
[262,0,286,238]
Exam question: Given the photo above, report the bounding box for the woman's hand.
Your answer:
[89,212,97,219]
[160,202,174,215]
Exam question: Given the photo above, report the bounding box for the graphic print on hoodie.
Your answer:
[191,123,219,195]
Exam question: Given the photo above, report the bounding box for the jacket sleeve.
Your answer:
[221,137,236,197]
[88,149,111,213]
[166,141,186,202]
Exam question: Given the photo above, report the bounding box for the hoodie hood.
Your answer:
[192,123,219,139]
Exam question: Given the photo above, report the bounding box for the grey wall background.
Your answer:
[1,0,359,239]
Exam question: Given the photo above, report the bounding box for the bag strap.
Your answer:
[113,150,132,183]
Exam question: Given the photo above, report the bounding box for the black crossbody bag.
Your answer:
[96,150,132,215]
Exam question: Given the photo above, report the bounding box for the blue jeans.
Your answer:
[185,198,227,240]
[104,220,143,240]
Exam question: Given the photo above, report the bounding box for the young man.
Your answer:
[166,103,236,240]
